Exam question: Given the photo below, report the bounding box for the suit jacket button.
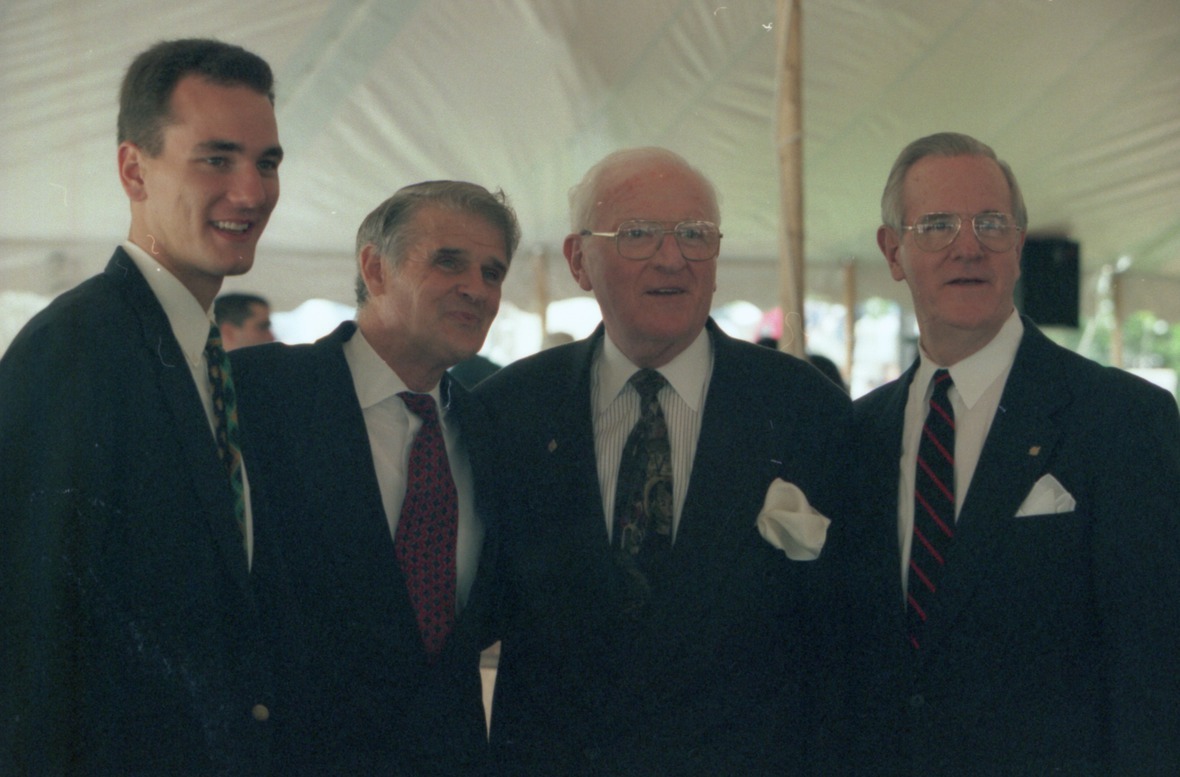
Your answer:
[908,694,925,709]
[252,704,270,722]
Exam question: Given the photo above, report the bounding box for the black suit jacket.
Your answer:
[232,321,498,776]
[472,320,853,776]
[0,249,275,775]
[850,318,1180,775]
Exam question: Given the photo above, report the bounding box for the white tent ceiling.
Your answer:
[3,0,1179,320]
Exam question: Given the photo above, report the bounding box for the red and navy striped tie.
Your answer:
[907,369,955,650]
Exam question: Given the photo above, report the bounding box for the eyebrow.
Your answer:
[196,139,284,161]
[434,247,509,270]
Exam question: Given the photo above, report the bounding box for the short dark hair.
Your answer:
[353,181,522,306]
[214,292,270,327]
[118,38,275,156]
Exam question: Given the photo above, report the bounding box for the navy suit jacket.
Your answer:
[232,321,498,776]
[472,320,853,776]
[0,249,276,775]
[850,317,1180,775]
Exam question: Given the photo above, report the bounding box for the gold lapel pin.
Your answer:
[548,439,558,453]
[1029,446,1041,456]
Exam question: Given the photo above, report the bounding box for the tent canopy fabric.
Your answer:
[3,0,1179,318]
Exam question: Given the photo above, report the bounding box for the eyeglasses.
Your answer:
[580,219,722,261]
[900,212,1023,253]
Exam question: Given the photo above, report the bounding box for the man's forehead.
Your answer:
[410,207,508,259]
[903,155,1010,209]
[596,165,716,221]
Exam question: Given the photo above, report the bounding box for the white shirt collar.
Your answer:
[597,326,711,414]
[918,310,1024,409]
[343,327,445,410]
[121,240,213,368]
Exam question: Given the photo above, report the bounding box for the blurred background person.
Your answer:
[215,291,276,349]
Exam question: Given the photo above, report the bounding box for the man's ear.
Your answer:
[564,233,593,292]
[359,244,388,298]
[118,142,148,201]
[878,225,906,282]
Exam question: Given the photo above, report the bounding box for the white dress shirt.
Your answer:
[591,328,713,542]
[897,310,1024,591]
[122,241,255,566]
[343,329,482,611]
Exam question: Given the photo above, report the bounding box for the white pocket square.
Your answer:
[755,478,830,561]
[1015,474,1076,517]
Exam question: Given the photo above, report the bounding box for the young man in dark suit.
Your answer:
[1,39,284,773]
[473,147,852,775]
[850,132,1180,775]
[231,181,519,775]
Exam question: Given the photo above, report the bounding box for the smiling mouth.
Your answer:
[212,220,251,234]
[647,287,686,295]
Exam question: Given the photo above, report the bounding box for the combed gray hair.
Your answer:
[353,180,521,306]
[880,132,1028,232]
[567,147,720,232]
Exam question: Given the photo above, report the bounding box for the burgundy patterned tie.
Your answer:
[395,392,458,658]
[907,369,955,650]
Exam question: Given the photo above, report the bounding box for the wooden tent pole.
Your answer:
[1110,268,1124,368]
[533,246,550,348]
[842,259,857,384]
[774,0,805,357]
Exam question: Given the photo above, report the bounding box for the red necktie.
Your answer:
[907,369,955,650]
[395,392,458,658]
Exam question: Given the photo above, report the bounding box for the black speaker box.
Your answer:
[1016,238,1079,328]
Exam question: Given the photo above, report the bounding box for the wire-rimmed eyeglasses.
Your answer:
[900,212,1023,253]
[580,219,722,261]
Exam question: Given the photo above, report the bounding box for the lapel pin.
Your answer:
[1029,446,1041,456]
[548,439,558,453]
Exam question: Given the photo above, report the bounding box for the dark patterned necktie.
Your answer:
[395,392,458,658]
[613,369,674,569]
[204,323,246,550]
[907,368,956,650]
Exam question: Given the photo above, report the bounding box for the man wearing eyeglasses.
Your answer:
[472,147,851,775]
[846,132,1180,774]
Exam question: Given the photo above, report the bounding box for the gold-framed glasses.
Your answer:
[901,212,1022,252]
[580,219,722,261]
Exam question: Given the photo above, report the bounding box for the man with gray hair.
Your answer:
[850,131,1180,774]
[232,180,519,774]
[474,147,851,774]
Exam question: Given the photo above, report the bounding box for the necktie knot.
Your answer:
[399,391,440,424]
[630,368,666,406]
[932,368,953,399]
[205,322,225,354]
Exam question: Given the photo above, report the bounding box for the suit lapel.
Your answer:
[305,325,423,647]
[675,324,781,564]
[109,250,251,592]
[538,329,613,549]
[923,324,1068,643]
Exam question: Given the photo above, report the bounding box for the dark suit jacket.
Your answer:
[850,317,1180,776]
[472,319,853,776]
[0,249,276,775]
[232,321,498,776]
